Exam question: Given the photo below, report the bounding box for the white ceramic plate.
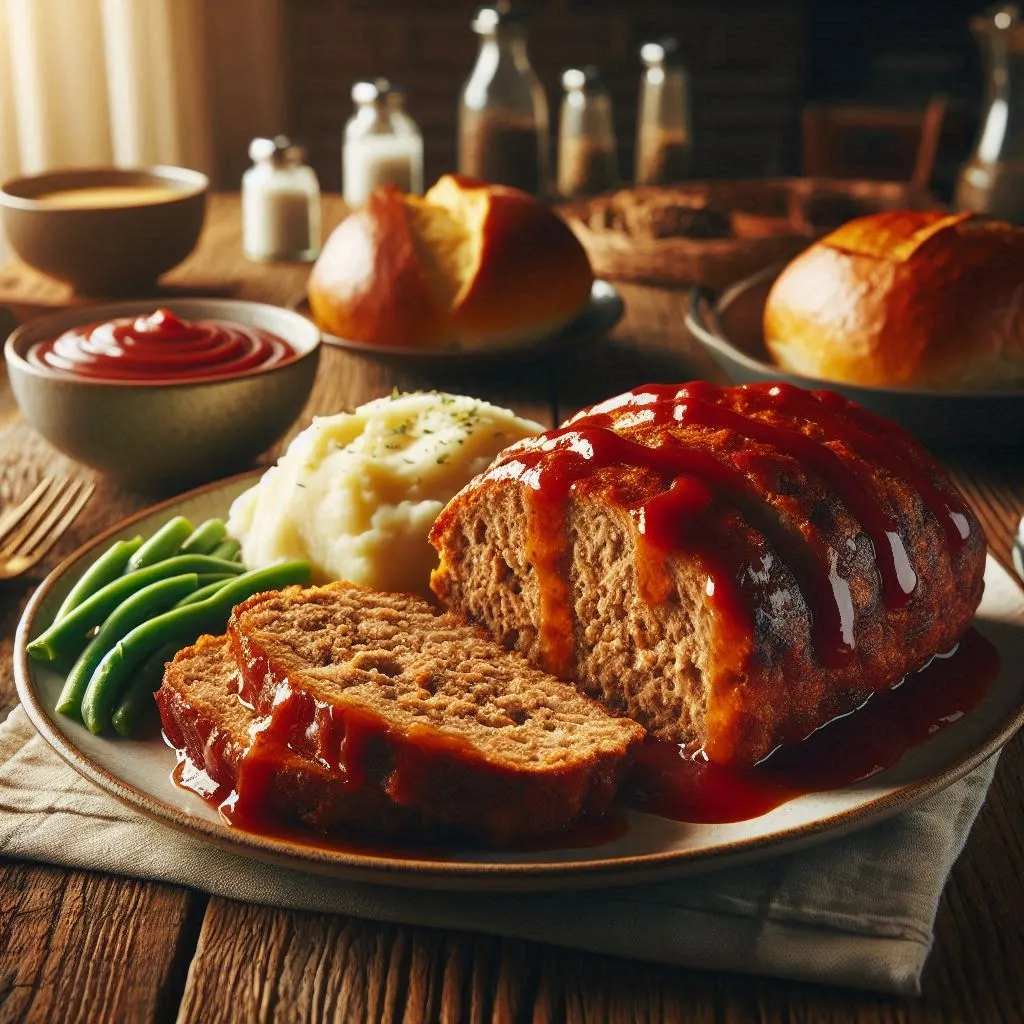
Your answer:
[294,280,624,365]
[14,474,1024,892]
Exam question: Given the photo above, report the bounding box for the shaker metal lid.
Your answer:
[472,1,526,33]
[351,78,405,105]
[561,66,604,92]
[249,135,306,165]
[640,36,683,67]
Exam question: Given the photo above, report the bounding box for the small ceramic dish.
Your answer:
[296,280,624,366]
[685,266,1024,449]
[4,298,320,493]
[0,166,208,294]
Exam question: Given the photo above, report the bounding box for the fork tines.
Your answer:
[0,477,94,570]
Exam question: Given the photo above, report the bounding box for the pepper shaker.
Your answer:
[635,37,693,185]
[557,66,619,198]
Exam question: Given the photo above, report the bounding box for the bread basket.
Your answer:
[560,178,942,290]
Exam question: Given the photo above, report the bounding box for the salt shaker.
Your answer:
[242,136,321,263]
[557,66,619,198]
[635,37,693,185]
[458,2,550,196]
[343,79,424,207]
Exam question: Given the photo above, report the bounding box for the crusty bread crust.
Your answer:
[430,382,987,766]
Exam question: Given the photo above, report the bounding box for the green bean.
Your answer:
[125,516,194,572]
[174,576,235,608]
[55,574,200,719]
[180,518,227,555]
[28,555,247,664]
[111,641,183,738]
[194,573,235,587]
[209,538,242,562]
[81,561,310,734]
[53,537,144,624]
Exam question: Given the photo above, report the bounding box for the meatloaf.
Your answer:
[158,583,643,846]
[156,634,420,837]
[429,381,986,766]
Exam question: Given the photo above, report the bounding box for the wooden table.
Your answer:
[1,195,1021,1023]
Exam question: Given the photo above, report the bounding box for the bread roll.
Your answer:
[763,210,1024,390]
[307,174,594,350]
[430,381,986,766]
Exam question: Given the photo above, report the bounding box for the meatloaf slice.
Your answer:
[157,634,418,835]
[429,381,987,766]
[223,582,644,846]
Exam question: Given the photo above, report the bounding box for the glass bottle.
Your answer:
[557,66,619,198]
[635,37,694,186]
[458,2,550,196]
[955,4,1024,223]
[242,136,321,263]
[343,78,424,208]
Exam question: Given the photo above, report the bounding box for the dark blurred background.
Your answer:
[277,0,991,199]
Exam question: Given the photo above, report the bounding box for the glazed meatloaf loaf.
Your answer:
[429,381,986,766]
[158,583,643,845]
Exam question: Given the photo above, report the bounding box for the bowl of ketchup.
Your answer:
[4,299,320,492]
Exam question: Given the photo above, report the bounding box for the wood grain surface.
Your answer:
[0,196,1021,1024]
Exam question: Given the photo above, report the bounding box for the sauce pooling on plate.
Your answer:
[27,308,297,382]
[167,625,999,853]
[623,626,1000,822]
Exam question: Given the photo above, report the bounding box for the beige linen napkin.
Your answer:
[0,704,997,995]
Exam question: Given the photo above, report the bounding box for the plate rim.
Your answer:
[296,279,624,362]
[13,473,1024,891]
[685,265,1024,403]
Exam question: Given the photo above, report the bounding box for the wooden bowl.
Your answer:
[0,166,207,294]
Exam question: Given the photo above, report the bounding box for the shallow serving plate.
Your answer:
[685,266,1024,449]
[14,473,1024,892]
[296,279,624,365]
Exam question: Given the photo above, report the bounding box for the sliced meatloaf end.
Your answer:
[223,583,644,846]
[156,634,419,836]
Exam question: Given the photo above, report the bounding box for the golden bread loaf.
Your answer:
[308,174,594,350]
[763,210,1024,390]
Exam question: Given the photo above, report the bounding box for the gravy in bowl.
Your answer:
[33,185,184,208]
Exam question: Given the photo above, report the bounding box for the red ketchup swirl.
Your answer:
[484,381,972,675]
[27,308,296,382]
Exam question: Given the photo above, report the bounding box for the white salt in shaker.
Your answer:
[343,79,424,207]
[242,136,322,262]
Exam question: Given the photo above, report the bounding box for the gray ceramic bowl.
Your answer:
[685,265,1024,450]
[0,166,207,294]
[4,299,320,493]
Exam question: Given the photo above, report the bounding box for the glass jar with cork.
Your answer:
[635,37,694,186]
[343,78,424,208]
[458,2,550,196]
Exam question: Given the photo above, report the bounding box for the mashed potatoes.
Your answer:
[227,391,542,595]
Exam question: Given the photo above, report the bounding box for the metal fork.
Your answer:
[0,477,94,579]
